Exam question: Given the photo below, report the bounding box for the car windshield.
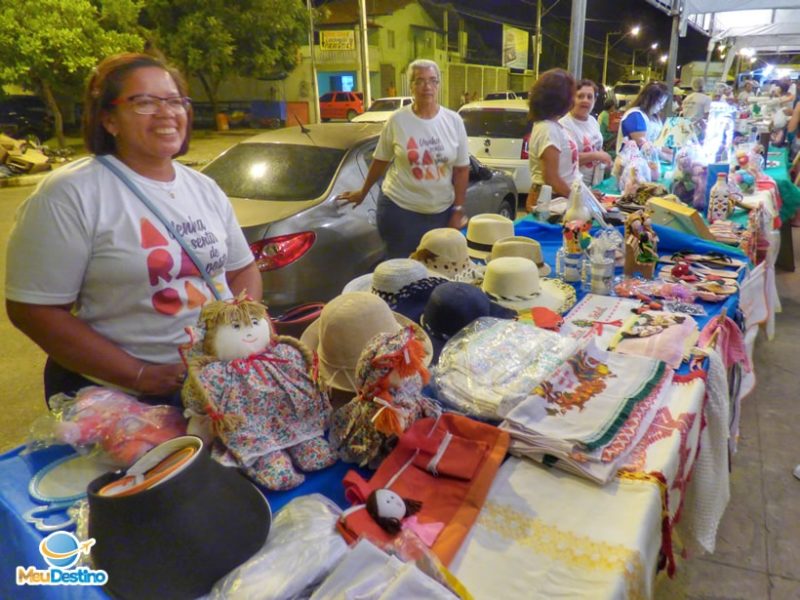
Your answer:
[614,84,641,95]
[367,99,400,112]
[460,109,529,138]
[203,143,346,201]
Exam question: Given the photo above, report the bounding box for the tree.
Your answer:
[0,0,143,147]
[144,0,308,127]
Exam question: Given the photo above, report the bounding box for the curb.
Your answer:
[0,173,48,188]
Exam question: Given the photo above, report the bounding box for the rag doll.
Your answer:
[329,327,440,468]
[365,488,443,546]
[670,149,696,205]
[182,294,335,490]
[624,209,658,279]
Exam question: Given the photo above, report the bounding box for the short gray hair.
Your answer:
[407,59,441,87]
[691,77,704,92]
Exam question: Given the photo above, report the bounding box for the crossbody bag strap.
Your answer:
[95,155,223,301]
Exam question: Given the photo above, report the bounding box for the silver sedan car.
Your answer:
[202,123,517,315]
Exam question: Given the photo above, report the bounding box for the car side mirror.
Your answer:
[478,165,493,181]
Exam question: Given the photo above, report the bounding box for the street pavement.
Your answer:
[0,129,257,452]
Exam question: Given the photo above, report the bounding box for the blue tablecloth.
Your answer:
[0,218,745,599]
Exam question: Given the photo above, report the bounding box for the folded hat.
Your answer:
[88,436,271,600]
[342,259,446,322]
[301,292,432,392]
[421,281,517,362]
[466,214,515,260]
[481,256,576,314]
[409,228,485,283]
[488,236,551,276]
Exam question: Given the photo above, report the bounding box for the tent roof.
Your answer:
[713,23,800,53]
[684,0,800,15]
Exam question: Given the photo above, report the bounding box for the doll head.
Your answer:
[199,294,272,360]
[366,488,422,534]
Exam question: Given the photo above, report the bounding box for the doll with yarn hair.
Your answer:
[364,488,443,546]
[624,209,659,279]
[182,294,335,490]
[329,327,440,468]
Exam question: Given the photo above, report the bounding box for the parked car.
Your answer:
[458,99,531,201]
[201,123,517,314]
[351,96,413,122]
[484,91,518,101]
[0,95,54,143]
[318,91,364,121]
[611,81,643,109]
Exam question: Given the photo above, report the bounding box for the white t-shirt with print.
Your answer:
[682,92,712,120]
[375,105,470,214]
[559,113,604,186]
[5,155,254,363]
[528,120,579,187]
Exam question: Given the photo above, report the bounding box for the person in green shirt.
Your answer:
[597,97,618,155]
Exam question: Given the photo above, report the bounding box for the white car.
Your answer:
[484,91,518,101]
[611,81,643,109]
[351,96,413,122]
[458,99,531,201]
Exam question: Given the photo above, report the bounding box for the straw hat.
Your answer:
[409,228,485,283]
[481,256,576,314]
[341,259,446,321]
[466,214,515,260]
[420,282,517,362]
[488,236,551,276]
[300,292,432,392]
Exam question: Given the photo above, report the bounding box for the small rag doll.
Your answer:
[365,488,443,546]
[670,150,696,205]
[624,209,659,278]
[182,294,336,490]
[329,327,440,469]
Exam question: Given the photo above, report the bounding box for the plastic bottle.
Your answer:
[749,126,758,145]
[536,184,552,221]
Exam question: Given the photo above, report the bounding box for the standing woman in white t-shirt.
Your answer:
[338,59,470,258]
[525,68,580,213]
[5,53,261,404]
[560,79,612,187]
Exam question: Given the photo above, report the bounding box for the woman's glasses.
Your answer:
[112,94,191,115]
[413,78,440,88]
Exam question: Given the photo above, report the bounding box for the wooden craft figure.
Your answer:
[182,294,335,490]
[624,209,658,279]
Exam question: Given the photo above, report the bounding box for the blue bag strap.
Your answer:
[95,155,223,301]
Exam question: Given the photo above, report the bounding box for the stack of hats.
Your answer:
[410,228,485,283]
[465,214,515,261]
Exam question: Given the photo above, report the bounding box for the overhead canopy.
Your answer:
[713,22,800,53]
[683,0,800,15]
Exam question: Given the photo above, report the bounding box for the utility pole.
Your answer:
[665,0,682,117]
[358,0,372,108]
[534,0,542,79]
[567,0,586,79]
[306,0,320,123]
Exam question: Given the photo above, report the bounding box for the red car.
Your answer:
[319,91,364,121]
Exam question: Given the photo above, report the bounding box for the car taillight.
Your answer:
[520,131,531,160]
[250,232,316,271]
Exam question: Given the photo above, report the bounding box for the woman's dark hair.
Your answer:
[576,79,598,96]
[630,81,669,116]
[83,52,193,156]
[528,68,576,121]
[603,97,617,111]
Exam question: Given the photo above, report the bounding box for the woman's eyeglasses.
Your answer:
[112,94,192,115]
[413,78,440,87]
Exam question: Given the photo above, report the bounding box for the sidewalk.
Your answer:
[0,128,260,188]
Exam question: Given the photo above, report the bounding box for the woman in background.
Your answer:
[560,79,612,186]
[616,81,670,152]
[525,68,579,212]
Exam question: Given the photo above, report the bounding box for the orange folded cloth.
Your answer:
[338,413,509,566]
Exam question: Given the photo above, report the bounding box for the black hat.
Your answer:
[87,436,271,600]
[420,282,517,362]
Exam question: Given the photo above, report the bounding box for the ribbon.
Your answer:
[230,349,289,385]
[591,319,623,335]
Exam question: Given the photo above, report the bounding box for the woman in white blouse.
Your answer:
[560,79,612,187]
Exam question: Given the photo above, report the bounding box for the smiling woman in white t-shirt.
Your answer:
[560,79,612,187]
[525,69,580,213]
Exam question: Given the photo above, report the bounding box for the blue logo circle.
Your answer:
[40,531,81,569]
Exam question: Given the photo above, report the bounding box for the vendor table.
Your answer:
[0,221,755,600]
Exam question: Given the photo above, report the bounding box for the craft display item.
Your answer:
[563,179,592,224]
[707,172,735,224]
[624,210,658,279]
[182,294,335,491]
[366,489,423,534]
[329,327,440,468]
[31,387,187,467]
[562,220,592,254]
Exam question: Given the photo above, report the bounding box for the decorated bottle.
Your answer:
[707,172,733,224]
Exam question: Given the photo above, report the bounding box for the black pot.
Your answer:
[87,436,270,600]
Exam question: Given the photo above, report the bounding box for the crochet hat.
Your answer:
[421,281,517,362]
[409,228,485,284]
[481,256,576,314]
[88,436,271,600]
[342,259,447,322]
[466,214,515,260]
[488,236,551,276]
[301,292,432,392]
